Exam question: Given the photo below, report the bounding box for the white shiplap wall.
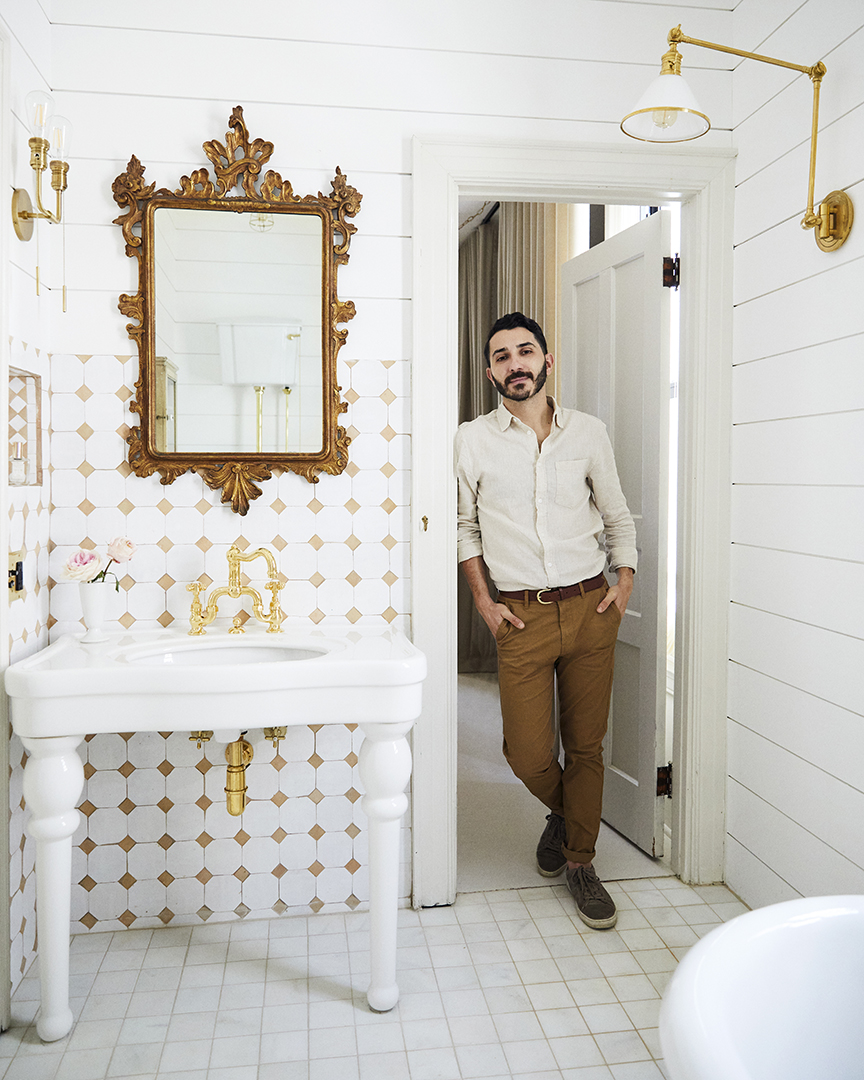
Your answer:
[727,0,864,908]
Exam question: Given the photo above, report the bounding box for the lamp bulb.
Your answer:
[651,108,679,130]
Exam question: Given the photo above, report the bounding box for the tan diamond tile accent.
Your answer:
[76,422,94,440]
[308,824,325,841]
[158,908,175,925]
[157,834,175,850]
[157,612,174,628]
[310,572,325,588]
[196,795,212,812]
[343,388,359,404]
[346,426,359,441]
[346,462,359,478]
[272,899,288,914]
[345,894,361,911]
[310,608,325,624]
[196,758,213,775]
[345,859,361,874]
[116,386,133,402]
[118,461,133,478]
[119,835,135,853]
[382,535,397,550]
[235,536,249,551]
[195,500,211,516]
[158,871,175,887]
[117,612,135,629]
[118,910,136,928]
[381,498,397,514]
[346,608,362,624]
[345,498,360,514]
[381,425,397,442]
[345,823,361,839]
[158,573,175,590]
[157,797,174,814]
[309,535,323,551]
[117,498,135,515]
[309,789,324,805]
[270,827,287,845]
[308,498,324,514]
[309,898,324,913]
[157,498,173,514]
[271,498,286,514]
[157,536,174,553]
[381,360,395,369]
[345,788,362,804]
[157,760,174,777]
[271,535,287,552]
[80,912,98,930]
[117,761,135,778]
[308,861,324,877]
[382,607,398,623]
[234,903,250,919]
[77,498,96,515]
[197,832,213,848]
[118,574,134,591]
[80,837,97,855]
[197,906,213,921]
[345,570,361,587]
[119,798,136,816]
[346,752,359,768]
[272,864,288,880]
[79,875,97,892]
[195,869,212,887]
[234,866,250,882]
[271,755,287,772]
[119,872,136,890]
[346,534,361,551]
[235,829,250,846]
[76,385,94,401]
[83,763,96,781]
[309,725,323,733]
[380,388,396,406]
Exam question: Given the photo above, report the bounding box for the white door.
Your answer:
[559,211,671,857]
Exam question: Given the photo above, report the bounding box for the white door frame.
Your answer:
[410,137,735,906]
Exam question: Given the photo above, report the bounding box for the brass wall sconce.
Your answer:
[621,26,853,252]
[11,90,72,243]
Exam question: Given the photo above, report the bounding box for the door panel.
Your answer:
[559,211,671,857]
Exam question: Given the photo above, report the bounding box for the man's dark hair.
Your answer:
[483,312,548,367]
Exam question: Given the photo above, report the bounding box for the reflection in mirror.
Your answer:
[153,208,324,454]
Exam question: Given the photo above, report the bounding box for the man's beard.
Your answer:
[489,362,548,402]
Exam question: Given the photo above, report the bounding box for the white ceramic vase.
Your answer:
[79,581,115,643]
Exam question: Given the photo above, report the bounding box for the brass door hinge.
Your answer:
[656,762,673,798]
[662,255,680,289]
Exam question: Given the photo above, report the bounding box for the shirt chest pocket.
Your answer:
[554,459,590,508]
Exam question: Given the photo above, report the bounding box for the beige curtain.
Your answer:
[457,216,499,673]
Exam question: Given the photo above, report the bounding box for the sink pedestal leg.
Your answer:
[21,735,85,1043]
[358,720,413,1013]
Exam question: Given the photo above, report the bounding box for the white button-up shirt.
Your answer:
[456,399,637,592]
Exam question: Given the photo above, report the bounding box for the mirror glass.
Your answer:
[152,207,324,454]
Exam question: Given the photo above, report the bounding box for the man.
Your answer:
[456,311,637,929]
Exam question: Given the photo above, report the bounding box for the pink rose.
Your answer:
[63,550,104,582]
[107,537,136,563]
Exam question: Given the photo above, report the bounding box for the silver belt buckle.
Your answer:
[536,589,554,605]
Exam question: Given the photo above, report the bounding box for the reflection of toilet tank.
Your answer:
[218,323,301,386]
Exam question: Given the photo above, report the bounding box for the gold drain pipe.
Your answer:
[225,735,254,816]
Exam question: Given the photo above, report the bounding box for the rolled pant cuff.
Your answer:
[562,846,596,865]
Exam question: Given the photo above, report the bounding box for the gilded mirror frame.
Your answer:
[112,106,361,514]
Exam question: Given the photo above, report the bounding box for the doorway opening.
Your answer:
[454,200,681,895]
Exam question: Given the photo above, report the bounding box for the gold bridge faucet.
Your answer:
[187,544,285,635]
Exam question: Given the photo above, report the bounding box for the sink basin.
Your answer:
[5,621,426,738]
[125,641,328,666]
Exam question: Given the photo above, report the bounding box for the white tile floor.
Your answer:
[3,878,747,1080]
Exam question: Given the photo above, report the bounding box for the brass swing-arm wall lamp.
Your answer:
[621,25,853,252]
[11,90,72,243]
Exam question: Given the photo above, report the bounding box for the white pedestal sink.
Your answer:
[5,622,426,1042]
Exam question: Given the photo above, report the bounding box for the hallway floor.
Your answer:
[4,876,745,1080]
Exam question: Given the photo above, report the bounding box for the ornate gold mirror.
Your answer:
[112,107,361,514]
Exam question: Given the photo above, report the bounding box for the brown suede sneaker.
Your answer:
[566,864,618,929]
[536,813,567,877]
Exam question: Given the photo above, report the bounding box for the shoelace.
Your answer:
[539,815,566,856]
[571,866,607,900]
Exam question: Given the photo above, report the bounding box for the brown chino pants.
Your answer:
[495,584,621,865]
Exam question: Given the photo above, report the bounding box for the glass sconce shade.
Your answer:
[47,115,72,160]
[621,72,711,142]
[25,90,54,138]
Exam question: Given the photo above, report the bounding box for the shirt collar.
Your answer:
[495,396,563,431]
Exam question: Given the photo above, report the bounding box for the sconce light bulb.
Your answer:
[24,89,54,138]
[47,114,73,161]
[651,108,679,130]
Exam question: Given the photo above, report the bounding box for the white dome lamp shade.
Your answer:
[621,43,710,143]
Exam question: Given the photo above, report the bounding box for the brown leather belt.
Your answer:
[498,573,606,605]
